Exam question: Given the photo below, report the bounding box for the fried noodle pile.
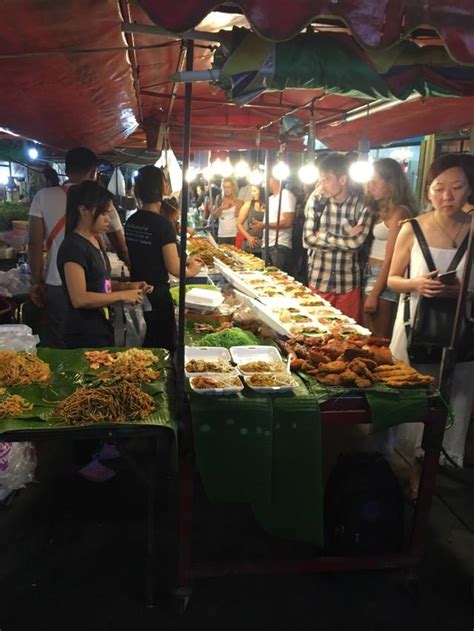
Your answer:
[0,351,51,386]
[54,382,156,425]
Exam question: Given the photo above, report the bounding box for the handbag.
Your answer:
[404,219,474,363]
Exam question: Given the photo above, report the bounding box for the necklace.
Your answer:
[431,213,465,248]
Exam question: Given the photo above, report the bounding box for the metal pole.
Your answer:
[275,181,284,252]
[264,151,270,266]
[176,39,193,415]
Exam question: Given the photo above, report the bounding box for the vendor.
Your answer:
[57,181,150,349]
[125,166,202,352]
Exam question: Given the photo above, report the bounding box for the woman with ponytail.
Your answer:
[57,181,152,348]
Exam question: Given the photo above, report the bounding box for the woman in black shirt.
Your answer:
[125,166,202,351]
[57,181,151,348]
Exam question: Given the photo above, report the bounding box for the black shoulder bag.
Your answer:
[404,220,473,363]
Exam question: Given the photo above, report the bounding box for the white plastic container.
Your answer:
[230,345,283,366]
[184,288,224,312]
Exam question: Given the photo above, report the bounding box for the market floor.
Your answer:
[0,438,473,631]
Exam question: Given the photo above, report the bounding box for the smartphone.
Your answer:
[437,270,457,285]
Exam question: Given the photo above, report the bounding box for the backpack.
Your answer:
[324,452,404,555]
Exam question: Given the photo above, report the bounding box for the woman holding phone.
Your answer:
[388,153,474,476]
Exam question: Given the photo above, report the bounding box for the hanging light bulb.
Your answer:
[185,167,197,183]
[249,167,264,186]
[28,147,39,160]
[202,166,213,181]
[298,163,320,185]
[234,159,250,179]
[133,169,139,177]
[349,139,374,184]
[272,160,290,181]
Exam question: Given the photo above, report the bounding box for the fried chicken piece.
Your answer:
[366,336,391,347]
[347,359,375,382]
[315,373,343,386]
[317,360,347,374]
[365,345,393,365]
[308,349,331,366]
[295,344,310,360]
[301,360,316,373]
[384,375,434,388]
[343,347,370,362]
[355,357,378,371]
[339,369,359,386]
[345,334,369,347]
[354,377,372,389]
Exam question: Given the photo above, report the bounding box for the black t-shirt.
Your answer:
[125,209,177,291]
[57,232,113,347]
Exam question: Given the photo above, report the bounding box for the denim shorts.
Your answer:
[364,262,399,303]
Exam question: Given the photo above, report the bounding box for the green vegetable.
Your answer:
[0,202,29,231]
[198,327,259,348]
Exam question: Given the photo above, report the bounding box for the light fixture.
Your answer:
[234,159,250,179]
[349,139,374,183]
[299,163,320,185]
[185,167,197,183]
[133,169,139,177]
[212,158,233,177]
[249,167,264,186]
[272,160,290,181]
[202,166,213,181]
[28,147,38,160]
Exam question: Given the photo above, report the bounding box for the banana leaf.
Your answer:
[0,347,176,435]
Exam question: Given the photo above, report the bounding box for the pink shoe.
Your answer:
[78,459,115,483]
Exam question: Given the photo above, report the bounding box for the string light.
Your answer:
[249,167,264,186]
[234,159,250,179]
[298,163,320,184]
[272,160,290,181]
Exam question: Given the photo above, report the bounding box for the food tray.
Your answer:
[230,345,283,365]
[189,375,244,396]
[243,373,297,393]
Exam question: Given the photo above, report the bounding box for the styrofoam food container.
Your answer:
[189,375,244,396]
[243,373,297,393]
[230,345,283,365]
[185,288,224,311]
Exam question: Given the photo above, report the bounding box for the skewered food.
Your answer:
[0,351,51,386]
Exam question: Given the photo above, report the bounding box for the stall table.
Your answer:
[176,361,447,605]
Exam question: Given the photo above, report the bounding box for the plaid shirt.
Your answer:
[303,192,371,294]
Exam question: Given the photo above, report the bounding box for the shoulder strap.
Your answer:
[45,185,69,251]
[447,232,469,272]
[410,219,437,272]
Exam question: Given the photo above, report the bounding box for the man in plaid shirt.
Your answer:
[303,154,372,321]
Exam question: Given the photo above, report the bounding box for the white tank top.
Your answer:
[370,221,389,260]
[218,204,237,238]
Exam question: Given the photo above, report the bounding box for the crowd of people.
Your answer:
[26,147,473,471]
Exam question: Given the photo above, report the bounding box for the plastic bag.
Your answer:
[123,296,151,347]
[0,442,37,501]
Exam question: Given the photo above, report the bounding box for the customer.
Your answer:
[57,182,148,349]
[237,184,265,255]
[28,147,129,347]
[125,166,202,352]
[251,176,295,272]
[211,177,242,245]
[303,153,371,321]
[388,153,474,469]
[363,158,416,338]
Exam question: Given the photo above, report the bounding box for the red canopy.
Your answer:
[1,1,474,155]
[139,0,474,64]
